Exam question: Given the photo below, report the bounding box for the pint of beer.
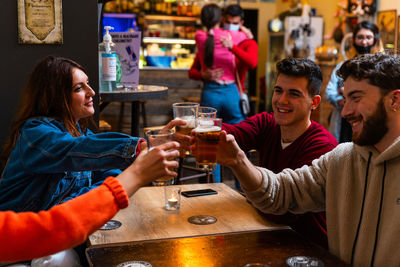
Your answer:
[173,102,199,155]
[194,118,222,170]
[175,115,196,135]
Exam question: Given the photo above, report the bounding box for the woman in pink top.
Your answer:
[194,4,247,124]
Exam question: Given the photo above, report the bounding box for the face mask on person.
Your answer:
[224,23,240,31]
[353,44,373,54]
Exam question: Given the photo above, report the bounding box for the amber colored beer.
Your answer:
[153,175,174,186]
[175,116,196,136]
[195,126,221,166]
[175,125,195,136]
[175,116,196,154]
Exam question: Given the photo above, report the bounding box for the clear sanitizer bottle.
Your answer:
[99,26,117,92]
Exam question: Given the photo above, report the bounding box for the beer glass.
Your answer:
[197,106,217,120]
[194,117,222,171]
[145,129,175,186]
[172,102,199,154]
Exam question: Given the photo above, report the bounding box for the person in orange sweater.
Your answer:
[0,141,180,263]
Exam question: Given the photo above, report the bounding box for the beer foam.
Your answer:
[176,116,196,128]
[195,126,221,132]
[198,119,214,127]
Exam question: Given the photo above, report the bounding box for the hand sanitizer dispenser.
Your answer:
[99,26,117,92]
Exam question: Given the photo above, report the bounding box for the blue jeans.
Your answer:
[201,82,246,124]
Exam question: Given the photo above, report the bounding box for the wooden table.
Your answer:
[89,183,287,247]
[100,85,168,136]
[87,230,349,267]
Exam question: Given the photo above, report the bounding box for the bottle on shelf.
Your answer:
[144,0,151,12]
[171,0,178,15]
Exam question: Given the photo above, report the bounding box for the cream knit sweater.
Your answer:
[244,137,400,266]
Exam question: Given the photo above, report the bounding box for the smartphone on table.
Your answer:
[181,189,218,198]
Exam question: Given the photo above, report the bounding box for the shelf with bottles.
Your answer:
[141,11,198,69]
[143,13,200,39]
[103,0,203,17]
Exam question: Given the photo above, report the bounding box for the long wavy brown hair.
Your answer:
[2,56,93,165]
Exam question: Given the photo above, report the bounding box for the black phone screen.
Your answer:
[181,189,218,197]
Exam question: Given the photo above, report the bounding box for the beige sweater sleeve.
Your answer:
[243,153,331,215]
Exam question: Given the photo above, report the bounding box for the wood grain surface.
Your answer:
[87,229,349,267]
[89,183,287,247]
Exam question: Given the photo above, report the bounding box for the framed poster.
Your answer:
[377,9,397,49]
[348,0,376,16]
[18,0,63,44]
[397,16,400,52]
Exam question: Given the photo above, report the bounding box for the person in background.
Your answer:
[194,3,248,124]
[220,4,258,95]
[217,53,400,266]
[189,4,258,115]
[0,55,185,214]
[326,21,382,143]
[222,58,338,248]
[0,141,179,264]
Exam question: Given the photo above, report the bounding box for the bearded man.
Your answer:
[216,53,400,267]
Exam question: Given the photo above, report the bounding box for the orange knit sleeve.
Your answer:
[0,177,129,262]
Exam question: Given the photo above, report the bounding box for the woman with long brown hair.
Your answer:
[0,56,150,213]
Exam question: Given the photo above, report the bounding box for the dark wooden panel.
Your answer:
[87,230,349,267]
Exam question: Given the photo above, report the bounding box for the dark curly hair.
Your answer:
[223,4,244,20]
[337,53,400,95]
[276,58,323,96]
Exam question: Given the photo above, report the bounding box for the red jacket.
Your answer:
[188,38,258,92]
[0,177,129,262]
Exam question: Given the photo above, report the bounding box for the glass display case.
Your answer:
[142,14,199,69]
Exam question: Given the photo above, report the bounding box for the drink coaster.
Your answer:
[187,215,217,225]
[116,261,152,267]
[286,256,324,267]
[100,219,122,230]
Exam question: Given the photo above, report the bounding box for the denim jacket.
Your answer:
[325,62,344,141]
[0,117,141,212]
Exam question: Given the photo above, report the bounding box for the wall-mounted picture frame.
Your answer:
[397,15,400,51]
[17,0,63,44]
[348,0,376,16]
[377,9,397,50]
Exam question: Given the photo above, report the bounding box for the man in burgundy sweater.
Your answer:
[223,58,338,248]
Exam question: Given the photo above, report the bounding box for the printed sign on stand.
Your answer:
[110,32,141,86]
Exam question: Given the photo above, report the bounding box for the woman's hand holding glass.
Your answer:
[118,141,180,194]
